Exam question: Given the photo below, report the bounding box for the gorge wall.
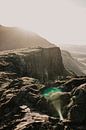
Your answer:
[0,47,68,81]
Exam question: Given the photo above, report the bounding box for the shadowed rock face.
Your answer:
[0,47,68,81]
[63,78,86,92]
[67,83,86,123]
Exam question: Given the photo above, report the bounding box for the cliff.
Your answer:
[0,47,68,81]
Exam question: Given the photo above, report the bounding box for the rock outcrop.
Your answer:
[0,73,49,130]
[67,83,86,123]
[0,71,86,130]
[0,72,70,130]
[0,47,68,81]
[62,77,86,92]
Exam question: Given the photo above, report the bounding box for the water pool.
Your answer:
[41,87,62,97]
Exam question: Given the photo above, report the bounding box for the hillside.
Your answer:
[59,43,86,75]
[0,25,55,50]
[61,50,85,76]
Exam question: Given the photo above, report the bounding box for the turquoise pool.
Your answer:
[41,87,62,97]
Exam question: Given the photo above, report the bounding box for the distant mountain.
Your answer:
[61,50,85,76]
[58,43,86,54]
[58,43,86,75]
[0,25,55,50]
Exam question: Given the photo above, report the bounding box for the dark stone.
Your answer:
[63,78,86,92]
[67,83,86,123]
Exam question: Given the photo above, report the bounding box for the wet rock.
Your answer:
[43,91,71,118]
[68,105,86,123]
[63,77,86,92]
[67,83,86,123]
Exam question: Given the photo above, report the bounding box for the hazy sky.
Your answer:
[0,0,86,45]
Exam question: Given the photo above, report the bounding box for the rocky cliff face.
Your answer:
[0,47,68,81]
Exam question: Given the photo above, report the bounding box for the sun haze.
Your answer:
[0,0,86,45]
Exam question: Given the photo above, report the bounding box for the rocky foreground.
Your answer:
[0,48,86,130]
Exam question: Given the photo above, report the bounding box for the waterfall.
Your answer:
[48,92,64,120]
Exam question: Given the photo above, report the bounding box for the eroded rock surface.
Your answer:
[0,74,48,130]
[67,83,86,123]
[0,71,86,130]
[0,73,66,130]
[0,47,68,81]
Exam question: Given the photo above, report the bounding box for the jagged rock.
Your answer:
[0,74,46,129]
[68,105,86,123]
[0,72,64,130]
[0,70,86,129]
[67,83,86,123]
[62,77,86,92]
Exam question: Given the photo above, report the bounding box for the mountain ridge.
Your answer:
[0,25,55,51]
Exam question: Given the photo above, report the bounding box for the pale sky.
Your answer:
[0,0,86,45]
